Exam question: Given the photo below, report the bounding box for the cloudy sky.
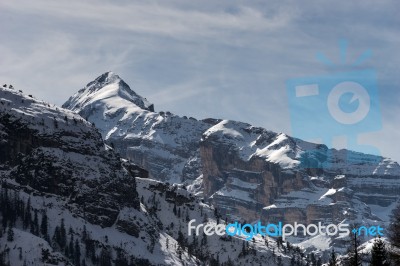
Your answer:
[1,0,399,162]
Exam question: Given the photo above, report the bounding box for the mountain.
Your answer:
[63,72,400,253]
[0,85,296,265]
[63,72,211,188]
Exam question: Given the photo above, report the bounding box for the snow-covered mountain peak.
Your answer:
[63,71,154,113]
[63,72,155,138]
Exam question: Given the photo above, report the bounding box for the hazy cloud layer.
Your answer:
[1,0,399,162]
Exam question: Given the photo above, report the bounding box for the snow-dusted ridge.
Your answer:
[64,72,400,181]
[62,72,400,255]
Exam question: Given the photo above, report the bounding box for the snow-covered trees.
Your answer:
[370,236,390,266]
[7,227,14,242]
[389,203,400,264]
[328,249,338,266]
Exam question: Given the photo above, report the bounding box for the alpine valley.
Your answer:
[0,72,399,265]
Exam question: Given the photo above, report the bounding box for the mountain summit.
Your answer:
[64,71,154,112]
[62,72,154,137]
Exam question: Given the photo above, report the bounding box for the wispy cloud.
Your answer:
[1,1,294,41]
[147,78,216,105]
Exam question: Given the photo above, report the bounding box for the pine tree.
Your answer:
[74,239,81,266]
[33,209,39,235]
[291,255,296,266]
[41,249,50,262]
[310,253,316,265]
[1,186,9,229]
[30,213,35,234]
[277,255,283,266]
[226,256,234,266]
[185,209,190,222]
[100,248,112,266]
[68,234,74,259]
[8,190,17,227]
[177,230,185,246]
[60,219,66,249]
[346,231,362,266]
[203,213,208,223]
[0,251,4,266]
[201,231,207,246]
[23,198,31,230]
[85,236,97,264]
[276,236,283,249]
[7,227,14,241]
[370,236,390,266]
[82,225,87,242]
[287,240,292,251]
[65,244,69,258]
[191,233,198,250]
[241,241,247,256]
[115,249,128,266]
[389,203,400,264]
[177,244,183,260]
[40,210,48,238]
[328,249,338,266]
[53,226,61,248]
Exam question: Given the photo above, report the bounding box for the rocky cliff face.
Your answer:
[63,72,400,251]
[0,87,141,228]
[200,120,400,229]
